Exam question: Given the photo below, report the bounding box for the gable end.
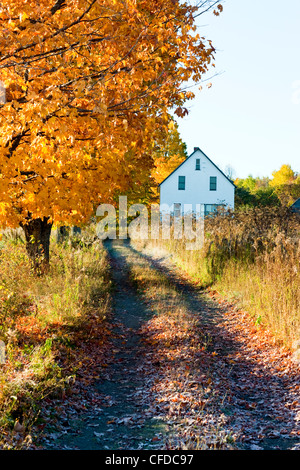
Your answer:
[159,147,236,188]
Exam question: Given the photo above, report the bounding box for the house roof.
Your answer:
[291,198,300,209]
[158,147,236,187]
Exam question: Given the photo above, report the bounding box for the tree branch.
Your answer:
[50,0,67,16]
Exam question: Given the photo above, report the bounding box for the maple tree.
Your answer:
[0,0,221,271]
[126,120,188,205]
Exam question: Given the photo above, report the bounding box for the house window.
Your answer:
[195,159,200,170]
[204,204,224,217]
[178,176,185,190]
[174,203,181,217]
[210,176,217,191]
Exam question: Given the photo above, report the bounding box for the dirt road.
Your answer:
[38,240,300,450]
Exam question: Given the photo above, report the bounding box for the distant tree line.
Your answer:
[234,164,300,208]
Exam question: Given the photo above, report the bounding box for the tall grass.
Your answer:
[0,227,111,448]
[138,207,300,349]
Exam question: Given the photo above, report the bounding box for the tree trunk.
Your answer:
[21,217,53,274]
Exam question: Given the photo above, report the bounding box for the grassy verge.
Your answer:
[0,227,111,449]
[133,207,300,350]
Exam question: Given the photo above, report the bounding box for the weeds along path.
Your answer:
[39,239,300,450]
[128,241,300,450]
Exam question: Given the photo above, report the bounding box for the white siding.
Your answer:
[159,148,235,215]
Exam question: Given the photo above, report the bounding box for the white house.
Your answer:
[159,147,235,217]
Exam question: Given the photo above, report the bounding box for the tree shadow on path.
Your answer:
[128,241,300,451]
[40,239,300,451]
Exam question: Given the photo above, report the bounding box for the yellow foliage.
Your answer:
[151,120,187,194]
[0,0,217,227]
[270,164,296,187]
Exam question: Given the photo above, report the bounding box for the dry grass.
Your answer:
[0,226,111,448]
[136,207,300,349]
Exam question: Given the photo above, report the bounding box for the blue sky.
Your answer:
[176,0,300,179]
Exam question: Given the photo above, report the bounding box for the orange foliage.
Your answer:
[0,0,219,227]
